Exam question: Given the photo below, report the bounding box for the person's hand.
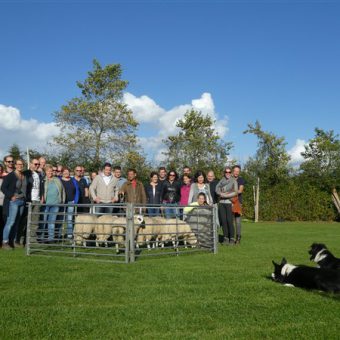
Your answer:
[11,196,17,201]
[95,197,101,204]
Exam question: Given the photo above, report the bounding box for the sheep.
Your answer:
[96,214,145,252]
[74,214,98,247]
[160,218,198,249]
[96,215,117,248]
[135,216,163,250]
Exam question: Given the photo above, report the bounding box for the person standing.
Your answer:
[61,167,80,239]
[74,165,90,213]
[179,174,192,220]
[206,170,219,204]
[215,166,238,246]
[232,165,245,244]
[20,159,42,246]
[161,170,181,219]
[1,159,27,249]
[0,165,5,247]
[89,163,119,214]
[144,172,162,216]
[120,169,147,205]
[40,165,65,243]
[188,171,213,205]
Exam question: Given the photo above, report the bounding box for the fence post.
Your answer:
[26,203,32,256]
[213,204,218,254]
[127,203,135,263]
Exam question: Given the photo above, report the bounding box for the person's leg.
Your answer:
[47,206,59,242]
[0,206,4,246]
[218,203,228,242]
[66,203,74,237]
[14,202,27,245]
[235,213,242,243]
[226,204,235,244]
[3,200,21,245]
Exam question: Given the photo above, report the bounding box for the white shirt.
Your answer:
[31,171,40,201]
[102,174,112,186]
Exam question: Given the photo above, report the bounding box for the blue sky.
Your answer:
[0,1,339,165]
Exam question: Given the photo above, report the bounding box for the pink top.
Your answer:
[180,184,191,206]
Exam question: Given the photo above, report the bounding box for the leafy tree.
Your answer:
[243,121,291,186]
[53,59,138,170]
[162,109,233,174]
[8,143,22,160]
[300,128,340,191]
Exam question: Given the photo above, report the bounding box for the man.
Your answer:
[158,167,167,190]
[74,165,90,213]
[180,165,192,185]
[89,163,118,214]
[232,165,245,244]
[113,166,127,191]
[56,164,63,177]
[120,169,146,205]
[37,157,46,178]
[21,159,42,245]
[206,170,219,204]
[3,155,14,176]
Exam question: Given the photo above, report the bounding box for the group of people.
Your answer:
[0,154,245,249]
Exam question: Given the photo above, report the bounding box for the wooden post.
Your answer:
[332,189,340,214]
[254,177,260,223]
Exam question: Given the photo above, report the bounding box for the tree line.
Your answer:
[6,60,340,221]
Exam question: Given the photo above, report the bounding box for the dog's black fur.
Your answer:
[272,258,340,293]
[309,243,340,270]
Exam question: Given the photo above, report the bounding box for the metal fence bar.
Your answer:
[26,202,217,263]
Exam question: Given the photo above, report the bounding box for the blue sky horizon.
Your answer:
[1,1,339,167]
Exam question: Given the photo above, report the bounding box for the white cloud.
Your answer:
[288,139,306,166]
[0,104,59,159]
[124,92,229,163]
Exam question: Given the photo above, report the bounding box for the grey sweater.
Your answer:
[89,174,118,203]
[215,176,238,204]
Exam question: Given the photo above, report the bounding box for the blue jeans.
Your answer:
[147,208,160,217]
[43,205,59,241]
[164,203,179,219]
[3,199,25,243]
[65,202,75,236]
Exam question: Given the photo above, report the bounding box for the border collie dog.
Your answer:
[309,243,340,270]
[272,258,340,293]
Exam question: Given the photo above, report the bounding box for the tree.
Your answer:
[300,128,340,191]
[8,143,22,160]
[53,59,138,170]
[163,109,233,174]
[243,121,291,186]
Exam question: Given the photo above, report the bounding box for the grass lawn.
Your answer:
[1,221,340,339]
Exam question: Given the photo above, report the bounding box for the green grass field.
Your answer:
[1,222,340,339]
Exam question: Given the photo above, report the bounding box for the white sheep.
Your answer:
[74,214,98,247]
[135,216,163,250]
[96,215,117,248]
[160,218,198,248]
[97,214,145,252]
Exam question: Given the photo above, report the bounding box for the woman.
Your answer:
[0,164,4,246]
[161,170,181,219]
[179,174,192,220]
[40,165,65,243]
[215,166,238,245]
[1,159,27,249]
[61,167,80,239]
[145,172,162,216]
[188,171,213,205]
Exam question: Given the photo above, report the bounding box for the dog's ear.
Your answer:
[272,260,278,266]
[281,257,287,265]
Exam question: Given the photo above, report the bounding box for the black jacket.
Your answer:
[23,169,42,202]
[161,180,181,204]
[1,171,28,217]
[144,183,162,205]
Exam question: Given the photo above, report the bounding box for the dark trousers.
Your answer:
[0,206,5,245]
[218,203,234,240]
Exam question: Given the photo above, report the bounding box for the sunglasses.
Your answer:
[33,163,40,166]
[225,171,231,174]
[169,174,176,176]
[6,160,14,163]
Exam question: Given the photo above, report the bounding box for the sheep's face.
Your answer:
[135,215,144,226]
